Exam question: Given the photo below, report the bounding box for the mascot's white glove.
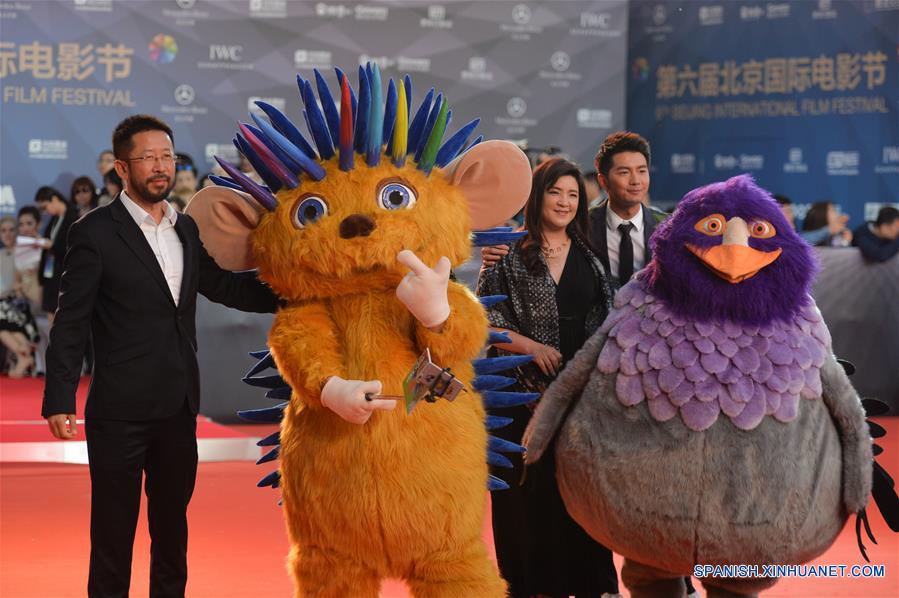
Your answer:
[321,376,395,424]
[396,249,451,329]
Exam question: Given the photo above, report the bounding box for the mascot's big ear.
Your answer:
[444,140,532,230]
[184,186,265,271]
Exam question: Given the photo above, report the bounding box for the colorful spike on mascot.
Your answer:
[185,65,536,596]
[524,175,881,598]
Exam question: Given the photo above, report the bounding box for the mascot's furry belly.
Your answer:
[554,371,846,574]
[277,321,488,567]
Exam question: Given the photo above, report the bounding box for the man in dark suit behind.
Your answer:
[42,115,279,598]
[588,131,659,291]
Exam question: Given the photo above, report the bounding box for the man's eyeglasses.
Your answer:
[125,154,179,165]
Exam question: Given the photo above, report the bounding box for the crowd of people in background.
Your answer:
[2,131,898,383]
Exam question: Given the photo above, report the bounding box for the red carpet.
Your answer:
[1,377,896,596]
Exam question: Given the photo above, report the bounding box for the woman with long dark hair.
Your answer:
[477,158,618,597]
[70,176,98,218]
[35,186,76,320]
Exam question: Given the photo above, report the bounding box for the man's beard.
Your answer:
[130,174,174,204]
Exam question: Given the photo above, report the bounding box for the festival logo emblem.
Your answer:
[149,33,178,64]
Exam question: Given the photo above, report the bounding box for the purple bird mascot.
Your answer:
[524,175,873,598]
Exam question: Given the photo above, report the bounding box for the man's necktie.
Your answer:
[618,222,634,284]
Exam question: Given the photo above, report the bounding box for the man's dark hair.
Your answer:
[773,194,792,206]
[34,185,67,206]
[176,152,195,172]
[876,206,899,227]
[112,114,174,160]
[17,205,41,222]
[594,131,651,178]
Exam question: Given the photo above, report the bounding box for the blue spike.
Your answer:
[256,446,280,465]
[406,88,434,156]
[482,390,540,409]
[486,415,515,430]
[478,295,508,308]
[257,470,281,488]
[249,349,271,359]
[487,226,514,232]
[254,101,318,160]
[233,136,282,192]
[257,431,281,447]
[302,79,335,160]
[488,475,509,491]
[382,78,397,147]
[489,435,526,454]
[473,355,534,375]
[237,402,287,423]
[488,331,512,345]
[414,93,442,162]
[252,112,327,181]
[463,135,483,153]
[366,63,383,166]
[265,386,292,400]
[313,69,341,145]
[404,75,412,117]
[214,156,278,212]
[487,451,514,468]
[208,175,245,192]
[244,122,303,177]
[435,118,480,168]
[472,230,527,248]
[296,74,306,94]
[244,352,275,378]
[242,374,287,389]
[473,375,517,392]
[353,66,370,154]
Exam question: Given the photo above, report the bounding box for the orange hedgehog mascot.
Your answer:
[186,64,534,596]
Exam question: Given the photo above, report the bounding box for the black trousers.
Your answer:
[85,402,198,598]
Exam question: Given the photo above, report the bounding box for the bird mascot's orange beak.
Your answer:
[687,217,781,283]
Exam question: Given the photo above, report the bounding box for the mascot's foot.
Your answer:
[289,545,380,598]
[621,559,687,598]
[701,576,779,598]
[406,540,507,598]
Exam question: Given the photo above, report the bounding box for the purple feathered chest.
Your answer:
[596,280,831,431]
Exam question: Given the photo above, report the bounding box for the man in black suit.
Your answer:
[42,115,279,598]
[588,131,658,290]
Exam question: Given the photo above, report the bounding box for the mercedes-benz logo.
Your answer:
[175,0,196,9]
[507,97,527,118]
[550,51,570,72]
[174,84,195,106]
[512,4,531,25]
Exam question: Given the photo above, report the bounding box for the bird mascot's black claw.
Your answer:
[523,175,897,597]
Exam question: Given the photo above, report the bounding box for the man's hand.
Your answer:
[529,341,562,376]
[321,376,396,425]
[395,249,451,330]
[47,414,78,439]
[480,245,509,268]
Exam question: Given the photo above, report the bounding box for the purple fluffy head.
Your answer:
[641,175,818,325]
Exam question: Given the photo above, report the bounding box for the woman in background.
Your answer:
[0,216,38,377]
[477,158,618,598]
[70,176,99,218]
[803,200,852,247]
[35,186,76,321]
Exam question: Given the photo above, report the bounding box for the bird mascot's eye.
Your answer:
[750,220,776,239]
[293,196,328,229]
[378,181,417,210]
[695,214,726,236]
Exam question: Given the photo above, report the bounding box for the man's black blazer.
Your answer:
[42,196,279,421]
[588,201,658,279]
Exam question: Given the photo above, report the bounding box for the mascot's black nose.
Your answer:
[339,214,376,239]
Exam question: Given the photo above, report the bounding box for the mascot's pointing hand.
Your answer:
[396,249,451,330]
[321,376,395,424]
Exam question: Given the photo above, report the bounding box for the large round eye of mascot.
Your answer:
[525,175,879,598]
[186,65,534,596]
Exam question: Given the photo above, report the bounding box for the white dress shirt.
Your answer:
[120,192,184,306]
[605,204,646,280]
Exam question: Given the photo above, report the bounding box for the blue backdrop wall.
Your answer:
[627,0,899,225]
